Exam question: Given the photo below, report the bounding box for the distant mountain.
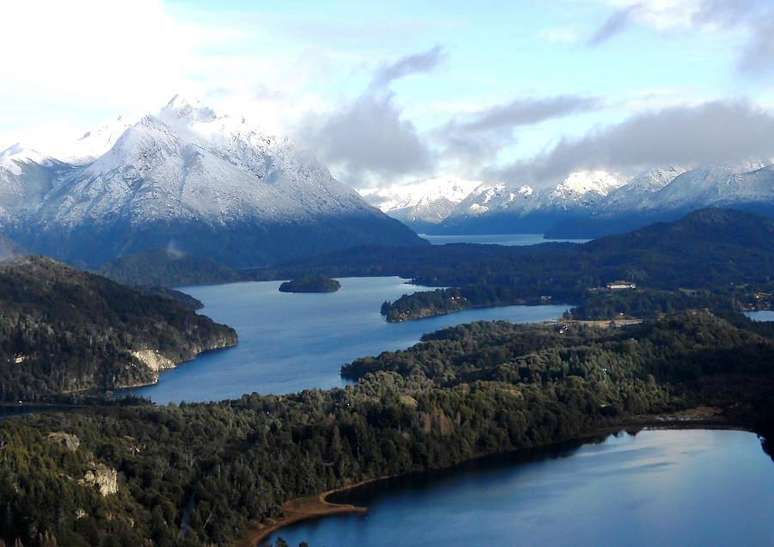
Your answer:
[0,96,425,268]
[361,176,481,232]
[423,162,774,237]
[0,256,236,400]
[435,170,625,235]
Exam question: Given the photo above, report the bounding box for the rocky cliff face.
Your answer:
[81,463,119,497]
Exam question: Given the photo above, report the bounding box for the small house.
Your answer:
[606,280,636,291]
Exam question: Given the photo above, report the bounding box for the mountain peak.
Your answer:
[552,170,625,199]
[0,143,50,174]
[162,94,217,124]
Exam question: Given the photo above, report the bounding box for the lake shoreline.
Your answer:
[245,406,754,546]
[241,479,380,547]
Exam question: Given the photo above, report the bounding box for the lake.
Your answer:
[745,310,774,322]
[266,429,774,547]
[420,233,590,246]
[133,277,569,403]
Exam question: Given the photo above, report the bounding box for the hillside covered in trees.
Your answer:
[0,257,237,401]
[257,208,774,290]
[99,250,244,288]
[1,310,772,546]
[367,208,774,320]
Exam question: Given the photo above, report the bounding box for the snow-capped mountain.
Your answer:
[0,143,52,175]
[454,183,535,217]
[448,170,622,220]
[428,162,774,236]
[605,167,687,212]
[636,162,772,211]
[59,115,136,165]
[0,96,424,267]
[362,176,481,227]
[0,144,63,221]
[547,170,625,207]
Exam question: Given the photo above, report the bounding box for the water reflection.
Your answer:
[268,430,774,547]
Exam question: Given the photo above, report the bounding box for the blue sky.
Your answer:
[2,0,774,188]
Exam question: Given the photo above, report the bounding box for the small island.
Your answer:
[279,274,341,293]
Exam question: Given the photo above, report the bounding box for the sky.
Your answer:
[2,0,774,190]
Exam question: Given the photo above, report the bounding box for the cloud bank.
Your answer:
[494,100,774,185]
[301,46,445,183]
[439,96,602,166]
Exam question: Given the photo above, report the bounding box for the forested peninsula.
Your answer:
[0,257,237,401]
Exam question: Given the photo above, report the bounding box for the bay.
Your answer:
[133,277,568,403]
[267,429,774,547]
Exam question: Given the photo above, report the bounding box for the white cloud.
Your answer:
[0,0,330,149]
[0,1,200,110]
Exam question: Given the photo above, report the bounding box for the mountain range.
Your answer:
[0,96,424,268]
[360,176,482,232]
[366,163,774,237]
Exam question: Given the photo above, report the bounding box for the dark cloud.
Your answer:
[370,45,446,89]
[301,47,444,182]
[439,96,601,165]
[493,101,774,185]
[455,96,600,133]
[306,91,433,180]
[587,4,641,46]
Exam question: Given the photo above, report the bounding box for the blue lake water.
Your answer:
[133,277,568,403]
[746,310,774,322]
[420,233,590,246]
[267,429,774,547]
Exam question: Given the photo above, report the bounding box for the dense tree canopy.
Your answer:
[1,311,772,546]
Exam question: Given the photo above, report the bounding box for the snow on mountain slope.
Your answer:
[447,170,622,220]
[0,143,53,175]
[635,161,771,211]
[453,182,535,217]
[362,176,482,224]
[11,94,369,228]
[730,165,774,203]
[0,144,61,220]
[546,170,625,209]
[0,96,423,267]
[605,166,687,211]
[58,115,136,165]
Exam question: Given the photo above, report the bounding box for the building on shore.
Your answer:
[606,280,637,291]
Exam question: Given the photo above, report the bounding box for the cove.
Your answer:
[265,429,774,547]
[133,277,569,403]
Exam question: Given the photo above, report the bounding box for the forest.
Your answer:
[103,208,774,292]
[0,257,237,401]
[1,310,772,546]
